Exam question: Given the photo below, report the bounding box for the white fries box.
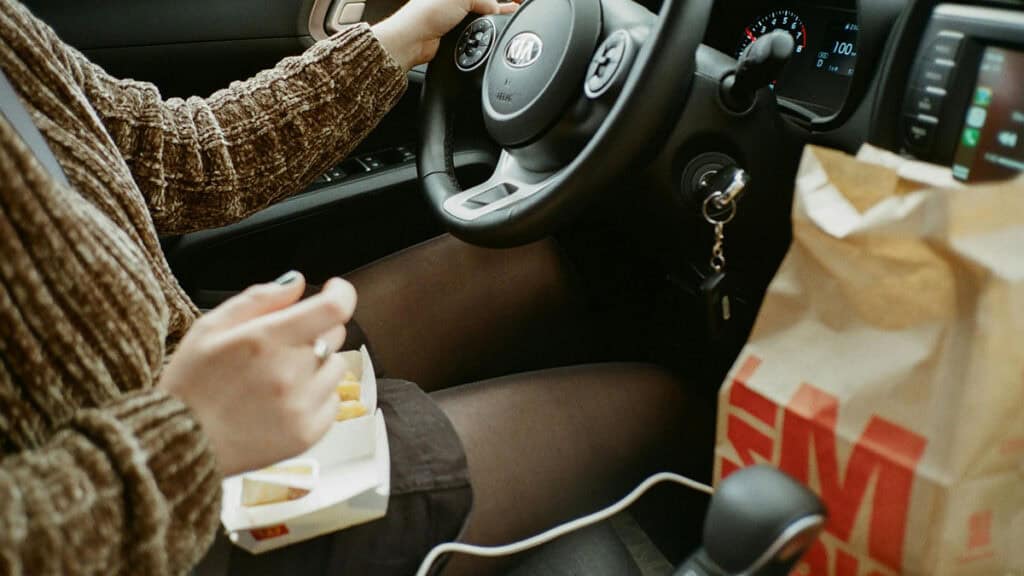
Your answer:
[220,346,390,554]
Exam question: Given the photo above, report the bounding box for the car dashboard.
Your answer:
[704,0,861,121]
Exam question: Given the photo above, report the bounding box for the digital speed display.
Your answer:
[816,21,858,77]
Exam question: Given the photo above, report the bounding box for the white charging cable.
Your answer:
[414,472,714,576]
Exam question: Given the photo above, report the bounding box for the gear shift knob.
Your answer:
[720,30,796,113]
[674,466,825,576]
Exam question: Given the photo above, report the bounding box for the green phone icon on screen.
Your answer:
[962,128,980,148]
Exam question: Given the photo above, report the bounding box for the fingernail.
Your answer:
[325,277,346,290]
[275,271,301,286]
[325,277,356,299]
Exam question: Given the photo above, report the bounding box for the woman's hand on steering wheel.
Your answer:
[373,0,522,71]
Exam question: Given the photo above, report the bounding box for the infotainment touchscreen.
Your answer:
[952,46,1024,182]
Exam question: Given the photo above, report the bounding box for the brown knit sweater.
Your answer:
[0,1,407,573]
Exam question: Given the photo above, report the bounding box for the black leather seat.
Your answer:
[507,521,643,576]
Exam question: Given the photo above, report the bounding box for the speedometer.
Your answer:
[735,10,808,58]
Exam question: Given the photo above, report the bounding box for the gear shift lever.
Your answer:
[673,466,826,576]
[720,31,796,113]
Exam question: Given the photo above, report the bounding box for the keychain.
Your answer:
[699,167,749,342]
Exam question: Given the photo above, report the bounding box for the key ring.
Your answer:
[702,191,737,225]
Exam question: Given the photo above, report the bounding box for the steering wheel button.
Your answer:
[456,17,496,72]
[607,42,626,63]
[589,61,614,88]
[584,30,631,99]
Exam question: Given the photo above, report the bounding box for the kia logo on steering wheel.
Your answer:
[505,32,543,68]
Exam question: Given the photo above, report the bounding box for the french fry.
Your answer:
[336,381,360,402]
[260,464,314,476]
[242,480,310,507]
[336,400,368,422]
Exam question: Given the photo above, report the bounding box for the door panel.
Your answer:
[23,0,313,97]
[24,0,410,97]
[172,150,496,309]
[22,0,309,48]
[81,38,310,99]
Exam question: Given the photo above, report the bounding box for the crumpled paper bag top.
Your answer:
[790,145,1024,331]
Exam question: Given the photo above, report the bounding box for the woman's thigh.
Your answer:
[433,363,713,576]
[345,234,598,392]
[194,364,706,576]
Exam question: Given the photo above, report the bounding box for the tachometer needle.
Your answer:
[745,28,757,42]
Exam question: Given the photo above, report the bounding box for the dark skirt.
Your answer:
[194,379,473,576]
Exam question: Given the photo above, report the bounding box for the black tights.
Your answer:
[346,235,713,575]
[197,235,713,576]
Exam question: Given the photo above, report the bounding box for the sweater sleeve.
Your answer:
[39,14,408,235]
[0,388,221,575]
[0,113,222,573]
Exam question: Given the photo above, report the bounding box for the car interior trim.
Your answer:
[442,151,557,221]
[308,0,337,41]
[933,3,1024,26]
[172,149,494,257]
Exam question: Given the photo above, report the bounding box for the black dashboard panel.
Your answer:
[705,0,860,119]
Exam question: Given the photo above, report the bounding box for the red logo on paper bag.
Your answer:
[968,510,992,550]
[719,355,928,575]
[250,524,289,541]
[957,510,996,564]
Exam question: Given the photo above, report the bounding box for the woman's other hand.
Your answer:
[159,273,357,477]
[373,0,521,71]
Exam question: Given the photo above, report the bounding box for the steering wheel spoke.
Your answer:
[443,150,559,221]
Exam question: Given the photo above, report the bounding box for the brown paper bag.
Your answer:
[713,145,1024,576]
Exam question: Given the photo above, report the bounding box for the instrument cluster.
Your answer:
[705,0,860,119]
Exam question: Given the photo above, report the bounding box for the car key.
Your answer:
[699,168,748,342]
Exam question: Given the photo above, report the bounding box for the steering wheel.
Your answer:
[417,0,713,248]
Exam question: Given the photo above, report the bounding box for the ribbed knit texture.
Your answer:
[0,0,408,573]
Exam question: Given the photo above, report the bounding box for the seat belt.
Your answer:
[0,67,71,187]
